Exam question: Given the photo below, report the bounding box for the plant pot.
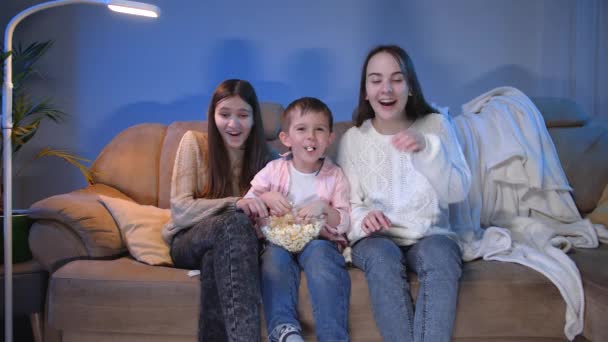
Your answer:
[0,212,34,264]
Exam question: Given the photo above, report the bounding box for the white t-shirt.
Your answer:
[288,163,319,207]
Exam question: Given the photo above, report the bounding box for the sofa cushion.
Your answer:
[260,102,283,140]
[99,196,172,266]
[49,258,199,336]
[91,123,167,206]
[157,121,207,209]
[49,256,571,340]
[29,184,132,258]
[532,97,589,128]
[452,259,565,339]
[570,244,608,342]
[549,122,608,213]
[329,121,355,161]
[587,184,608,227]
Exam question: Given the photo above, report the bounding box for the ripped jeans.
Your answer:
[171,209,261,342]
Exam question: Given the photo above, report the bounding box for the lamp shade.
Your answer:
[107,0,160,18]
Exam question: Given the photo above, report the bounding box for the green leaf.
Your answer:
[36,148,94,185]
[1,40,90,186]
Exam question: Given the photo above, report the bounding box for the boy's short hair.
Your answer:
[282,97,334,133]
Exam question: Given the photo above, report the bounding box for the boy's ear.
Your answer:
[279,131,291,148]
[328,131,336,145]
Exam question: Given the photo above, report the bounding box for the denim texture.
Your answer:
[171,209,261,342]
[262,239,350,342]
[351,234,462,342]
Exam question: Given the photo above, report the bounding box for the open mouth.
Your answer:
[305,146,316,152]
[379,99,397,107]
[226,131,242,137]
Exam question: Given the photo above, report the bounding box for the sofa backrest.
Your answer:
[90,102,285,207]
[528,97,606,214]
[90,97,606,214]
[91,123,167,206]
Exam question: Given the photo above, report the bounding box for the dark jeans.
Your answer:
[171,209,261,342]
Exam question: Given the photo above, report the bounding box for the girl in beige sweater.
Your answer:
[163,79,276,342]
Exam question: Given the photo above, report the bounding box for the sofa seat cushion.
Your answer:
[570,244,608,341]
[346,260,567,340]
[50,255,574,340]
[49,257,199,336]
[452,259,566,339]
[303,258,568,340]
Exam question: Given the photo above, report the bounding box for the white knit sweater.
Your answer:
[337,114,471,246]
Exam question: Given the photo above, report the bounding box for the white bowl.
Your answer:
[260,214,323,253]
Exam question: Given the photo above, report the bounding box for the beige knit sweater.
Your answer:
[162,130,244,243]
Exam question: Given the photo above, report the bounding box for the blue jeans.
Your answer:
[351,235,462,342]
[261,239,350,342]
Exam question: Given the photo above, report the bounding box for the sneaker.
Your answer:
[275,324,303,342]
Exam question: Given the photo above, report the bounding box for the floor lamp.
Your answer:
[2,1,160,341]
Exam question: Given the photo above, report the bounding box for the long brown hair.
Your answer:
[203,79,270,198]
[355,45,437,127]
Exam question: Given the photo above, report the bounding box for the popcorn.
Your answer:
[261,214,323,253]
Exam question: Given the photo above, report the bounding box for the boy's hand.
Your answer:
[296,200,327,223]
[391,129,426,153]
[362,210,391,235]
[260,192,292,216]
[236,198,268,218]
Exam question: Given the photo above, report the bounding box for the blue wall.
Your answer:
[1,0,606,207]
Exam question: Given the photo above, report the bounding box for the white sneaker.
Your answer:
[276,324,303,342]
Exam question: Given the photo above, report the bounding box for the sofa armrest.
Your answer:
[28,184,133,271]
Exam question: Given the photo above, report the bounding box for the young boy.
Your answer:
[245,97,351,342]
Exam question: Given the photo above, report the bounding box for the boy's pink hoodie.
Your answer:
[245,157,351,247]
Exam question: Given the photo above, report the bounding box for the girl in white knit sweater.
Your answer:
[337,45,471,342]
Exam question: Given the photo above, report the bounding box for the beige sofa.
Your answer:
[28,99,607,342]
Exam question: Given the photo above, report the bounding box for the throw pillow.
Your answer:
[588,184,608,228]
[98,195,173,266]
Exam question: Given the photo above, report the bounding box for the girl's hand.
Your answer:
[296,200,327,223]
[260,192,292,216]
[391,129,426,153]
[362,210,391,236]
[236,197,269,218]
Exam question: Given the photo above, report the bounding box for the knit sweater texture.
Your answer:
[337,114,471,245]
[162,130,244,243]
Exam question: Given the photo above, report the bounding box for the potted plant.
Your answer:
[1,40,92,263]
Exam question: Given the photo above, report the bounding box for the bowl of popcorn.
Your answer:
[260,213,324,253]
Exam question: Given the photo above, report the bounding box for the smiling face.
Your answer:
[280,110,335,173]
[214,95,254,149]
[365,51,410,126]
